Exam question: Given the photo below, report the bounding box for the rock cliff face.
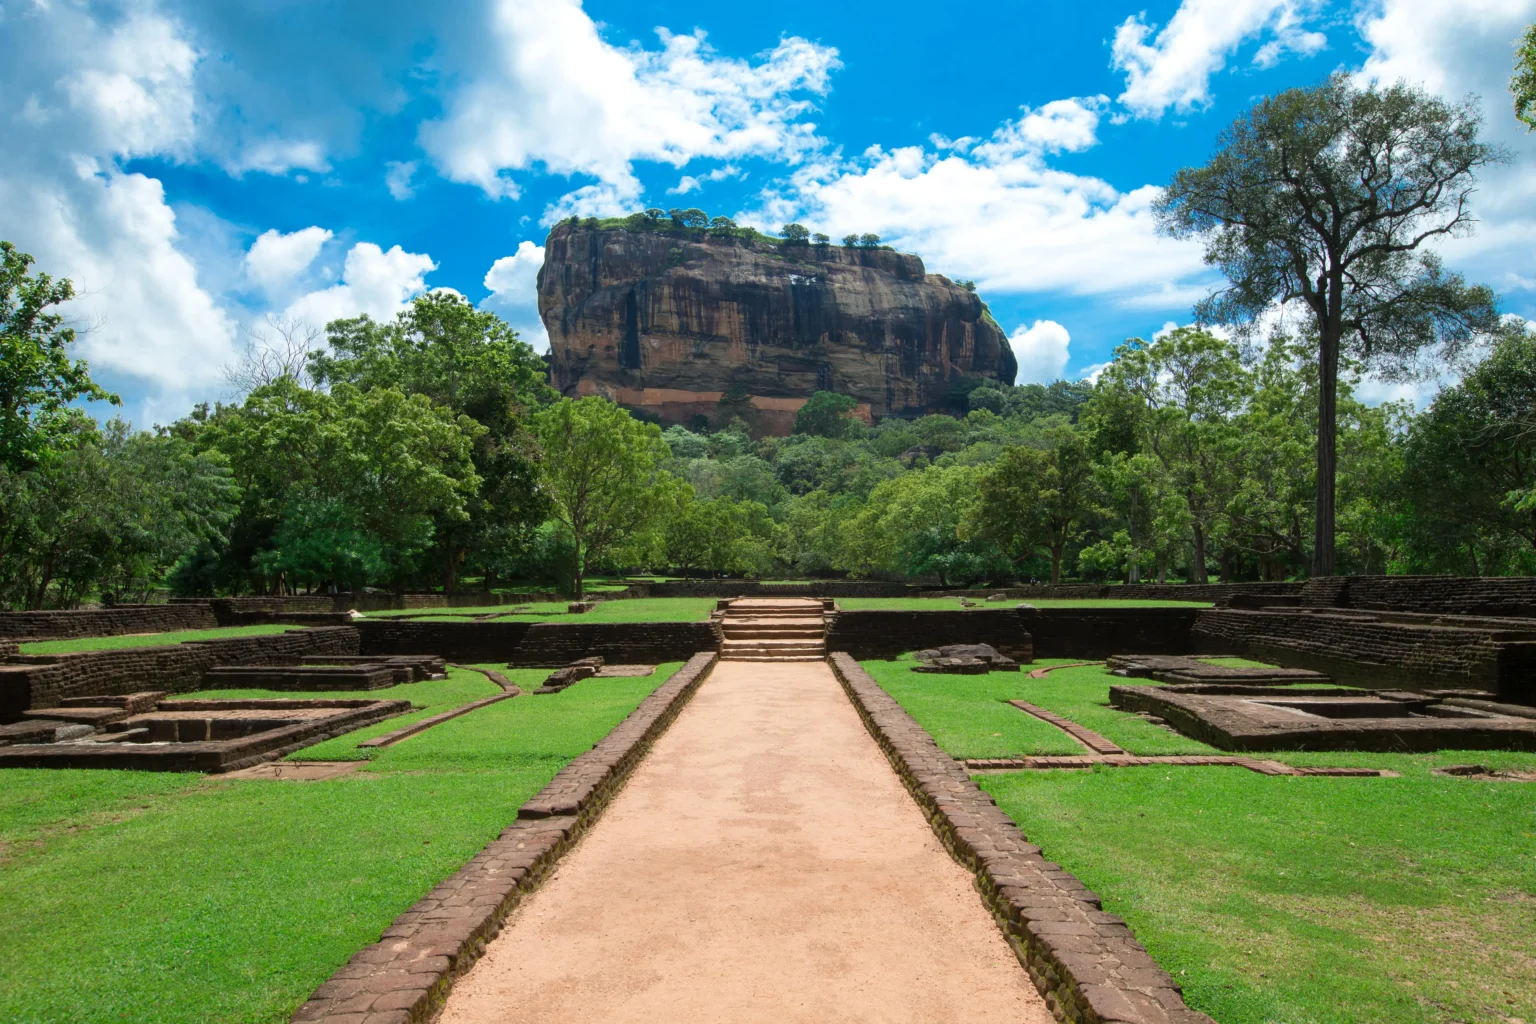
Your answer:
[537,224,1017,434]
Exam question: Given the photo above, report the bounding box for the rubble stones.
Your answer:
[912,644,1019,674]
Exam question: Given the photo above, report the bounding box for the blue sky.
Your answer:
[5,0,1536,426]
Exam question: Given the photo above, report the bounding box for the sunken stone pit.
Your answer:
[1110,684,1536,752]
[0,692,408,771]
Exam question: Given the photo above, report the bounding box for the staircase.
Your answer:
[718,598,828,662]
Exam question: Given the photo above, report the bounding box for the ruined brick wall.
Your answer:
[648,580,914,598]
[994,581,1304,604]
[356,619,722,665]
[1303,575,1536,617]
[506,622,724,666]
[1190,608,1525,694]
[0,603,219,640]
[825,610,1033,660]
[357,620,535,663]
[1022,607,1205,659]
[0,627,359,720]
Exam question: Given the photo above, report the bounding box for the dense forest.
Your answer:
[4,74,1536,608]
[5,273,1535,608]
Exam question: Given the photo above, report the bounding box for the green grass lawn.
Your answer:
[862,655,1536,1023]
[168,666,543,759]
[364,597,716,623]
[983,758,1536,1024]
[19,624,306,655]
[0,663,680,1024]
[863,657,1218,756]
[861,657,1083,757]
[834,596,1213,610]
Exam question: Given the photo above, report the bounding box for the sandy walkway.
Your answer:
[437,660,1052,1024]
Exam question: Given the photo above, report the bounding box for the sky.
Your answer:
[5,0,1536,427]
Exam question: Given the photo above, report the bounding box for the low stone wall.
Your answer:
[0,603,219,640]
[506,622,724,667]
[825,610,1033,661]
[829,653,1214,1024]
[356,619,723,666]
[986,581,1303,604]
[1301,575,1536,617]
[1191,608,1536,701]
[1024,607,1206,659]
[289,652,719,1024]
[0,627,359,721]
[357,620,534,663]
[647,580,915,598]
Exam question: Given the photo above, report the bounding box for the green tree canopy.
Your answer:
[0,241,118,471]
[310,291,553,590]
[1156,74,1503,576]
[963,428,1092,584]
[794,391,859,439]
[533,397,670,597]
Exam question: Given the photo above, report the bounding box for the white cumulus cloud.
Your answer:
[245,227,333,293]
[385,160,417,201]
[1355,0,1536,307]
[285,242,437,326]
[1009,320,1073,384]
[0,3,238,407]
[419,0,840,205]
[1112,0,1327,118]
[745,100,1209,303]
[480,241,550,352]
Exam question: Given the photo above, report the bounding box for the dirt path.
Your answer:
[437,660,1051,1024]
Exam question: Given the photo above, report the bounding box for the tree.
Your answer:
[1097,327,1246,582]
[311,292,552,591]
[709,216,737,231]
[677,208,709,228]
[223,314,320,396]
[842,233,860,248]
[533,397,670,597]
[1399,324,1536,572]
[1156,74,1503,575]
[186,378,483,594]
[812,232,831,245]
[1513,23,1536,131]
[0,241,119,471]
[781,223,811,244]
[0,420,238,608]
[858,233,882,248]
[794,391,858,438]
[645,208,667,220]
[963,429,1092,583]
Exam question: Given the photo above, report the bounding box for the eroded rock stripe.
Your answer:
[290,651,719,1024]
[828,652,1216,1024]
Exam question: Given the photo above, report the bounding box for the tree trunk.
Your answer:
[572,541,585,599]
[1190,521,1208,584]
[442,545,461,596]
[1313,314,1341,577]
[1049,541,1063,585]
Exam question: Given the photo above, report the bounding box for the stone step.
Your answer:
[720,655,827,662]
[720,642,827,658]
[722,626,826,639]
[719,615,825,627]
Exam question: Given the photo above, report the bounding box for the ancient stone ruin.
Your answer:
[0,692,408,771]
[912,643,1020,673]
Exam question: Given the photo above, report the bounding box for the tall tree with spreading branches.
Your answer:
[1155,74,1503,575]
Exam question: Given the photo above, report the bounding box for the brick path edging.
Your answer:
[828,652,1215,1024]
[290,650,719,1024]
